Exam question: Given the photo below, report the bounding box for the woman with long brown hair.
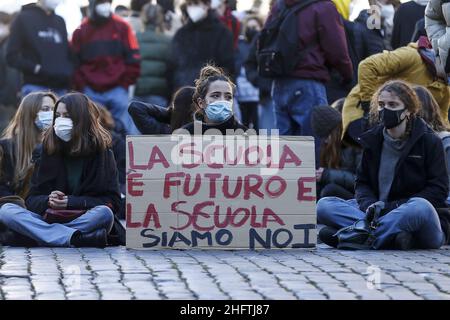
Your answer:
[317,80,448,250]
[0,93,121,248]
[311,105,361,200]
[0,91,56,198]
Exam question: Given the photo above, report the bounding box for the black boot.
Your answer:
[394,231,415,250]
[319,226,339,248]
[70,229,107,248]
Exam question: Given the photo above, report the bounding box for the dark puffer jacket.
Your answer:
[169,11,235,90]
[135,27,172,99]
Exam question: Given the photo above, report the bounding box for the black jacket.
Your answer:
[391,1,426,50]
[353,10,385,64]
[244,34,272,99]
[182,112,247,135]
[321,147,362,192]
[0,139,16,197]
[355,117,449,214]
[6,4,74,88]
[169,11,235,90]
[0,39,21,106]
[128,101,171,134]
[26,148,121,215]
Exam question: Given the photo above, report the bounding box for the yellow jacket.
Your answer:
[342,43,450,136]
[332,0,351,20]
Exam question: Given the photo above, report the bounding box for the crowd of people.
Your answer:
[0,0,450,250]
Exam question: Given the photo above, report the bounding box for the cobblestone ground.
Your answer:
[0,244,449,300]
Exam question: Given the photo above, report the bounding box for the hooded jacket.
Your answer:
[342,43,450,136]
[6,3,74,89]
[71,0,141,92]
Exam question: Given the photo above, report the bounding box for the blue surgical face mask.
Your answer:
[35,111,54,131]
[204,100,233,123]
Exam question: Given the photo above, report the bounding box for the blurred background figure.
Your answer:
[6,0,74,98]
[211,0,241,49]
[157,0,183,37]
[134,3,172,107]
[71,0,141,136]
[235,15,263,130]
[0,11,21,130]
[114,4,130,17]
[391,0,428,49]
[126,0,150,33]
[169,0,234,92]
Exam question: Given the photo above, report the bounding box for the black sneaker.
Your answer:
[319,227,339,248]
[394,231,415,250]
[70,229,107,248]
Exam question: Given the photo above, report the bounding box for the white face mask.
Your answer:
[42,0,62,11]
[95,2,112,18]
[54,117,73,142]
[187,5,207,23]
[35,111,54,131]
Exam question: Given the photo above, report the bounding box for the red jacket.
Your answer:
[268,0,353,83]
[71,15,141,92]
[218,8,240,49]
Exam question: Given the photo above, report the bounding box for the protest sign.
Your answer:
[126,135,316,249]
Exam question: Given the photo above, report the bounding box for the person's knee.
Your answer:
[317,197,339,224]
[0,203,24,224]
[96,205,114,229]
[408,198,436,219]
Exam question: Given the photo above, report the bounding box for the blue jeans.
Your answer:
[272,78,327,165]
[0,204,114,247]
[22,84,67,98]
[84,86,140,135]
[317,197,445,249]
[258,96,276,131]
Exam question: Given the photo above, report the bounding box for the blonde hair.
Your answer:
[1,92,57,193]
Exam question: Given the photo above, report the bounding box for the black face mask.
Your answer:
[379,108,407,129]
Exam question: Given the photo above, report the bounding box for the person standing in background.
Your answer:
[211,0,241,49]
[135,3,172,107]
[6,0,73,98]
[0,12,21,111]
[169,0,234,92]
[391,0,428,49]
[71,0,141,135]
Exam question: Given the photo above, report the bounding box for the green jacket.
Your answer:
[135,27,171,98]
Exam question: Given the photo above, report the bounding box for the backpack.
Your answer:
[257,0,321,78]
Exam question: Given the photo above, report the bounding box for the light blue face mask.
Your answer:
[204,100,233,123]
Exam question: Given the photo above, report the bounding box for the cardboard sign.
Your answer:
[126,135,317,249]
